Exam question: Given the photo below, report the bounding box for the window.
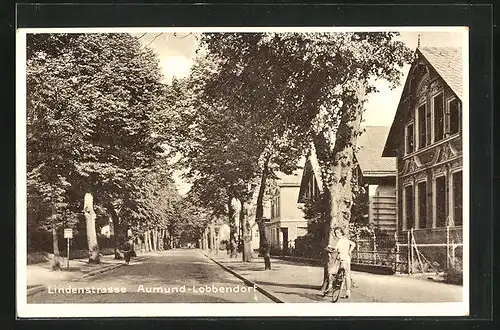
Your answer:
[449,99,461,134]
[404,185,414,230]
[308,176,315,200]
[452,171,463,226]
[417,181,427,229]
[435,176,447,227]
[418,104,427,149]
[434,93,444,142]
[406,123,414,154]
[277,194,281,217]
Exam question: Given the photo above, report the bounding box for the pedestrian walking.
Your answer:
[121,239,135,265]
[230,236,237,258]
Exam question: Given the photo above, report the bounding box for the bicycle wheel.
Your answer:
[331,269,345,303]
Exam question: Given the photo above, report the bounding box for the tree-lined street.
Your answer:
[28,249,272,303]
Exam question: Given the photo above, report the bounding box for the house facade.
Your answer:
[266,171,308,251]
[382,47,463,243]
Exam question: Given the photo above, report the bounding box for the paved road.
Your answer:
[211,255,464,303]
[28,249,273,303]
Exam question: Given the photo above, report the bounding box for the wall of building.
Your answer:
[264,220,308,249]
[280,185,305,220]
[368,184,397,234]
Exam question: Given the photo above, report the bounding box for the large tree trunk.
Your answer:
[51,216,61,270]
[106,203,123,260]
[158,229,164,251]
[144,230,151,252]
[201,229,206,250]
[152,228,158,251]
[227,197,238,258]
[148,230,153,251]
[210,224,215,253]
[84,192,100,264]
[256,155,271,269]
[210,224,219,253]
[240,199,252,262]
[314,80,366,290]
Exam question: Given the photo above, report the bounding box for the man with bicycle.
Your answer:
[324,227,356,299]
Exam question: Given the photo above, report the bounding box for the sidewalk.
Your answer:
[26,253,148,295]
[204,251,463,303]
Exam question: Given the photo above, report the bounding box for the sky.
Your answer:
[133,28,466,194]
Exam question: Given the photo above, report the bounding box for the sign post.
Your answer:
[64,228,73,269]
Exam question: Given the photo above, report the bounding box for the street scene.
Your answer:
[21,28,466,313]
[27,249,461,304]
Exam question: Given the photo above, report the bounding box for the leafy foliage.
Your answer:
[26,33,175,249]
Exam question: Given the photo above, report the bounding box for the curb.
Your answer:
[81,263,125,279]
[27,285,45,296]
[27,255,148,297]
[201,252,284,303]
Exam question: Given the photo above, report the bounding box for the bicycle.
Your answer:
[330,266,346,303]
[323,250,348,303]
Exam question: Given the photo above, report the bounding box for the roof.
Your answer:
[308,144,323,190]
[418,47,463,100]
[356,126,396,176]
[383,46,463,157]
[298,126,394,200]
[275,170,303,186]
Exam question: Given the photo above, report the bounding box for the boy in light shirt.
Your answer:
[324,227,356,298]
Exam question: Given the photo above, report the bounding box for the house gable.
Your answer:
[297,150,323,203]
[383,47,463,157]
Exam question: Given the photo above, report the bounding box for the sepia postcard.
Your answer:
[17,26,469,318]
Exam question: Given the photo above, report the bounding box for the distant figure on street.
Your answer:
[230,236,237,258]
[121,239,134,265]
